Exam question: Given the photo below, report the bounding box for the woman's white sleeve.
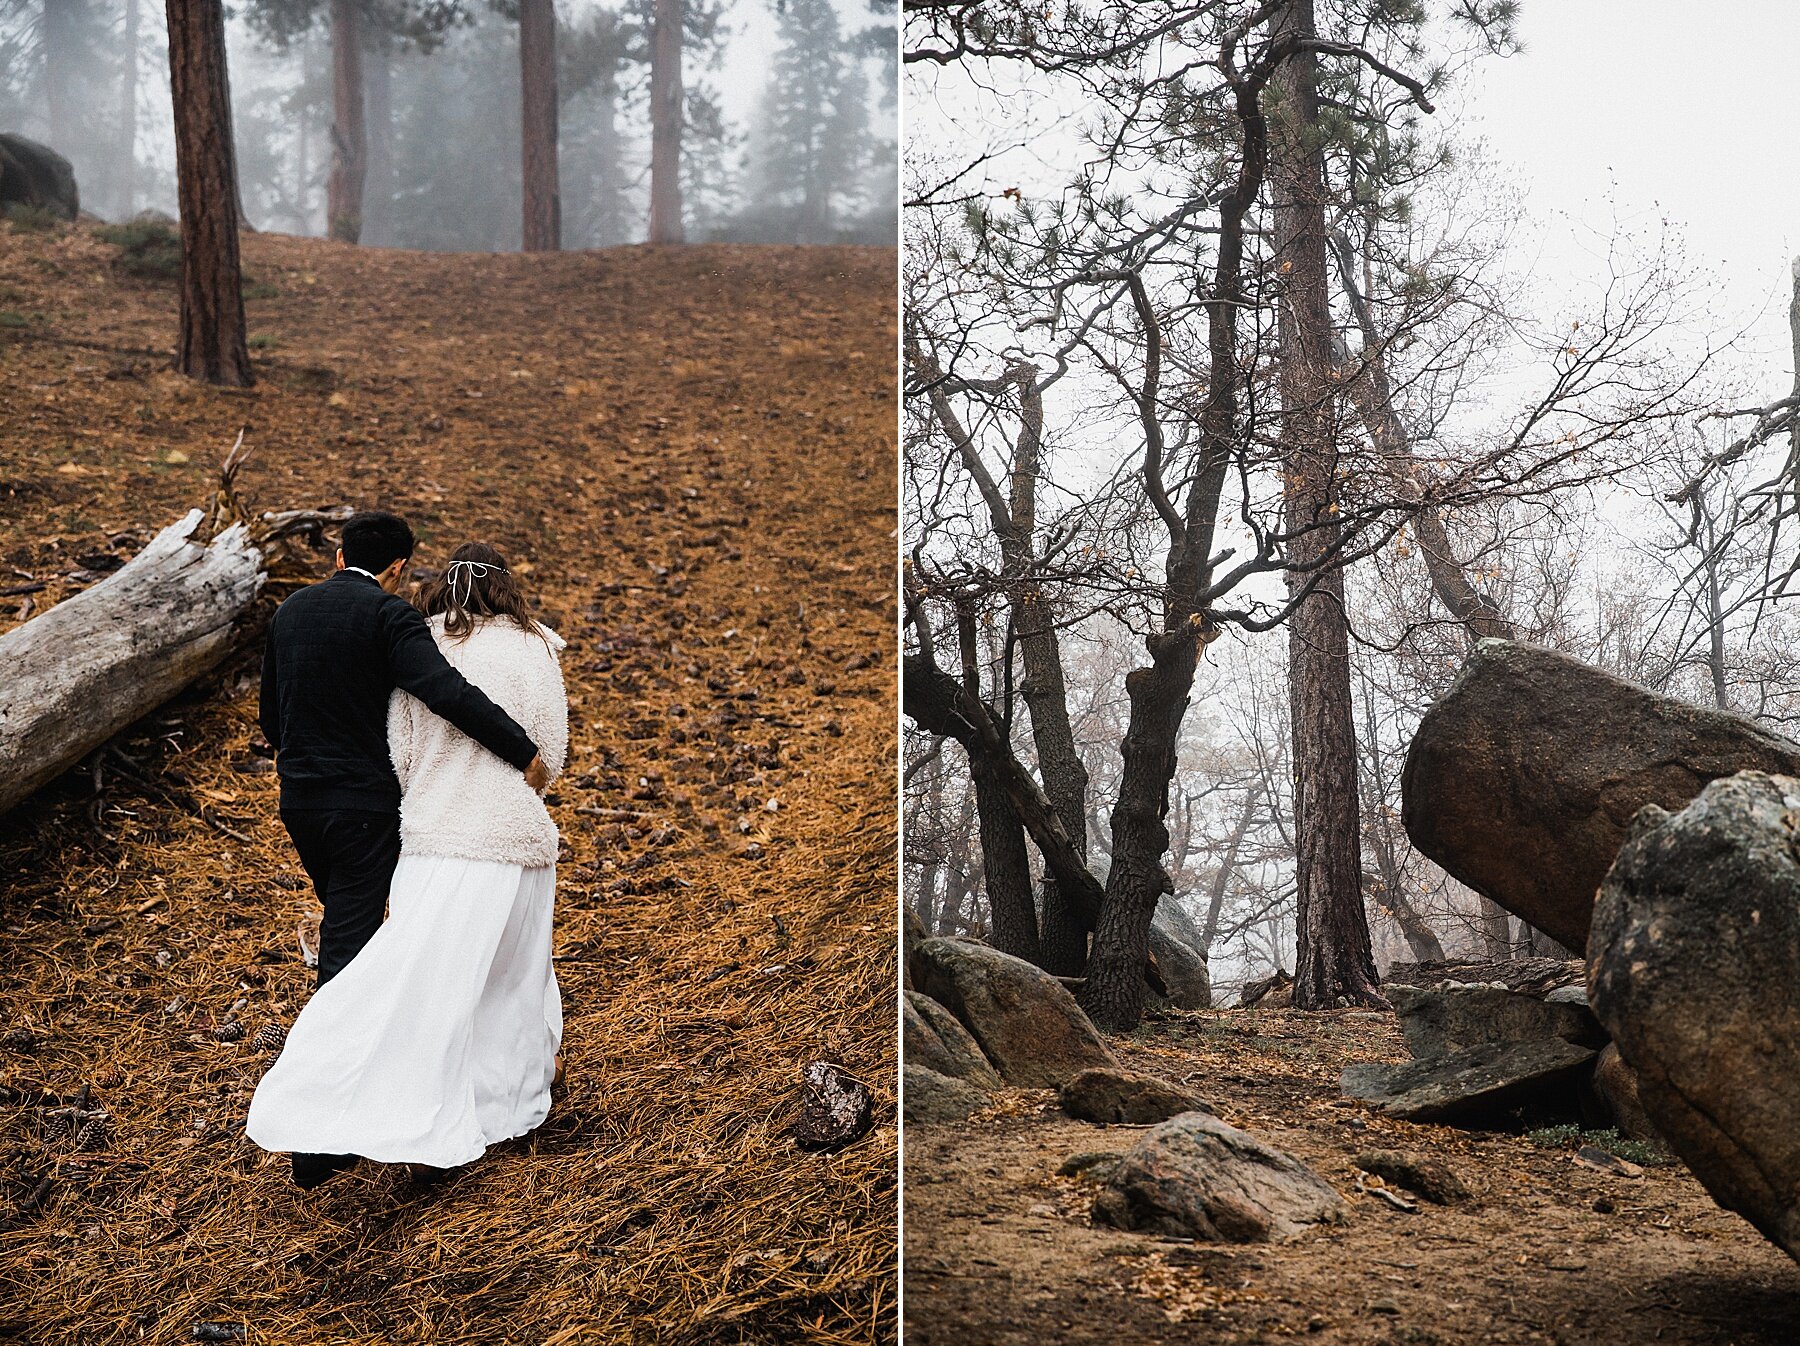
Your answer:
[388,690,419,790]
[540,648,570,784]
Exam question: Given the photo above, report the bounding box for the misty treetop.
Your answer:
[0,0,897,249]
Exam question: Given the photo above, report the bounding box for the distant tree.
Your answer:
[742,0,870,243]
[647,0,681,241]
[517,0,558,249]
[560,6,632,246]
[163,0,252,385]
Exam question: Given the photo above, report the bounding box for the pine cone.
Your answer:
[45,1109,76,1141]
[74,1114,111,1151]
[214,1019,246,1044]
[251,1024,286,1052]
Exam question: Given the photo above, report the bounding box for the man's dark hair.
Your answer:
[340,511,416,574]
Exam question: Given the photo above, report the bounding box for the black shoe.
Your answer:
[291,1152,358,1190]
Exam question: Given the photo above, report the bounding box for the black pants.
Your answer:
[281,808,401,986]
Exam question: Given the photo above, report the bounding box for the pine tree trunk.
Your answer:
[164,0,252,387]
[327,0,366,243]
[648,0,683,243]
[117,0,141,218]
[972,754,1042,964]
[518,0,560,252]
[1270,0,1382,1011]
[362,29,393,246]
[1077,628,1199,1031]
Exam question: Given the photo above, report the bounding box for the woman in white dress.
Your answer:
[247,542,569,1177]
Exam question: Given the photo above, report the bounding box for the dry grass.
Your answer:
[0,226,897,1343]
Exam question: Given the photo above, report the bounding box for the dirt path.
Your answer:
[905,1010,1800,1346]
[0,227,896,1343]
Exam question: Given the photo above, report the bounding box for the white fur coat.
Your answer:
[388,615,569,867]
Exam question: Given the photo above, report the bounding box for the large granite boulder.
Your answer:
[1092,1112,1346,1241]
[1147,911,1212,1010]
[903,991,1001,1087]
[1589,771,1800,1262]
[1340,1037,1596,1123]
[0,134,78,220]
[903,1065,989,1124]
[1402,640,1800,951]
[1060,1067,1214,1125]
[1389,983,1606,1059]
[908,937,1118,1088]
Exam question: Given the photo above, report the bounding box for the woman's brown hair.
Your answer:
[415,541,548,644]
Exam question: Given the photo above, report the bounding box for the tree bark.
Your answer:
[518,0,561,252]
[971,753,1041,962]
[919,359,1091,972]
[1270,0,1383,1011]
[165,0,253,387]
[648,0,683,243]
[1078,626,1203,1030]
[327,0,366,244]
[362,28,393,247]
[0,511,265,819]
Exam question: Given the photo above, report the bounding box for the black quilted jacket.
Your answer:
[258,569,538,811]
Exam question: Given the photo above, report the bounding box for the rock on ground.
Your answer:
[1389,983,1606,1059]
[1093,1111,1346,1241]
[904,991,1001,1087]
[1354,1150,1472,1205]
[1402,640,1800,951]
[1590,1043,1661,1143]
[903,1065,990,1125]
[1340,1037,1597,1123]
[791,1061,874,1152]
[908,937,1118,1088]
[1059,1067,1214,1125]
[1147,912,1212,1010]
[0,134,78,220]
[1590,771,1800,1262]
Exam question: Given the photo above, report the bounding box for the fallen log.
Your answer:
[0,509,266,818]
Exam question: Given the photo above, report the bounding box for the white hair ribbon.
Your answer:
[445,559,504,608]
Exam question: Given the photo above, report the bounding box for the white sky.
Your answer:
[1464,0,1799,376]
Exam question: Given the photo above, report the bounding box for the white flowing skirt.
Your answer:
[247,854,562,1168]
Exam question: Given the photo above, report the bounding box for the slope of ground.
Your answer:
[906,1010,1800,1346]
[0,224,897,1344]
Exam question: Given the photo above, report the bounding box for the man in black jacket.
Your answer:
[258,511,547,1188]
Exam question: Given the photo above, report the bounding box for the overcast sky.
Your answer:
[1463,0,1798,378]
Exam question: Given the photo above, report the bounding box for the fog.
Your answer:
[0,0,897,248]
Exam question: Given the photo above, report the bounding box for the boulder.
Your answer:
[908,937,1118,1088]
[1060,1068,1214,1125]
[1590,1043,1660,1143]
[902,1065,990,1124]
[1147,911,1212,1009]
[1386,956,1583,994]
[903,991,1001,1087]
[1092,1111,1346,1241]
[1339,1037,1596,1123]
[1354,1149,1471,1205]
[1388,983,1606,1060]
[0,134,79,220]
[1057,1150,1124,1181]
[1401,640,1800,951]
[1589,771,1800,1262]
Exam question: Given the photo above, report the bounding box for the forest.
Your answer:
[901,2,1800,1342]
[0,0,897,249]
[0,0,898,1335]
